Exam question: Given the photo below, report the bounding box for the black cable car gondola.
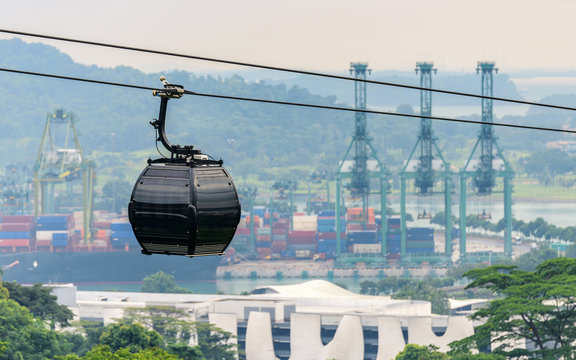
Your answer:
[128,77,241,257]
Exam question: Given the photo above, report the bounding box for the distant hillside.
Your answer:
[0,38,571,185]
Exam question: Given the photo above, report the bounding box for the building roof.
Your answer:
[250,280,361,297]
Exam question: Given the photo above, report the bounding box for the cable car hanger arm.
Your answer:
[149,76,200,158]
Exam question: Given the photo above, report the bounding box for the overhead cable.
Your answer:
[0,66,573,135]
[1,28,575,112]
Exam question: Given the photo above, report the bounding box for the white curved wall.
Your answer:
[407,316,474,352]
[246,311,278,360]
[320,315,364,360]
[376,317,406,360]
[289,313,324,360]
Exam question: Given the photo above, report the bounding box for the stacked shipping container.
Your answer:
[0,216,34,251]
[406,227,434,253]
[316,211,345,259]
[110,219,138,249]
[36,215,72,249]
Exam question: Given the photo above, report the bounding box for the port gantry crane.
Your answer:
[306,171,331,215]
[33,109,95,243]
[0,164,32,216]
[459,62,513,262]
[335,62,388,264]
[400,62,453,265]
[271,179,297,231]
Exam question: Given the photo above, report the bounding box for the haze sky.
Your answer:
[0,0,573,75]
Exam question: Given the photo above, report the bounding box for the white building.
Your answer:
[49,280,476,360]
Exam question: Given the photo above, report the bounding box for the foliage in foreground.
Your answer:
[2,282,74,328]
[452,258,576,359]
[394,344,505,360]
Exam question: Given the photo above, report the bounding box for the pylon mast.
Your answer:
[348,62,370,201]
[415,62,436,194]
[460,61,514,261]
[335,62,387,264]
[400,62,453,264]
[475,62,497,194]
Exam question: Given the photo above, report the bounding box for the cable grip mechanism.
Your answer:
[150,76,200,158]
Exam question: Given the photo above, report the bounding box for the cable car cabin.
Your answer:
[129,162,241,257]
[128,77,241,257]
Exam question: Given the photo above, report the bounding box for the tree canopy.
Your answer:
[452,258,576,359]
[99,323,163,353]
[141,271,192,294]
[2,282,74,328]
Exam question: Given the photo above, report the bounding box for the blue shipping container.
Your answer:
[37,216,69,224]
[0,231,30,239]
[110,222,132,231]
[52,238,68,247]
[52,232,69,241]
[37,223,68,231]
[111,230,135,238]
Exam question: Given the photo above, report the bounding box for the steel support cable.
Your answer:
[0,66,574,135]
[1,28,576,112]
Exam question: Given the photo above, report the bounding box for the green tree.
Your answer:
[79,345,180,360]
[3,282,74,327]
[0,298,71,359]
[99,323,162,353]
[452,258,576,359]
[522,149,576,180]
[166,343,203,360]
[395,344,447,360]
[195,322,236,360]
[513,246,557,271]
[123,306,193,345]
[141,271,192,294]
[392,281,449,315]
[360,280,379,295]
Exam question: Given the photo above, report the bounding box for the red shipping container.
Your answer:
[245,215,260,225]
[0,223,33,231]
[347,223,364,231]
[271,241,287,252]
[257,235,271,242]
[257,247,271,255]
[1,216,34,224]
[0,239,30,247]
[272,228,288,235]
[318,232,346,240]
[288,236,316,244]
[93,221,111,229]
[235,227,251,235]
[35,240,52,247]
[289,230,316,237]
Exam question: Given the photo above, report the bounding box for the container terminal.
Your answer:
[0,61,523,283]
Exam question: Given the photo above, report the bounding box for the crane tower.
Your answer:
[400,62,452,263]
[33,109,95,242]
[336,62,388,261]
[459,62,513,261]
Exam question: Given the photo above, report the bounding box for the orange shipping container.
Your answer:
[0,239,30,247]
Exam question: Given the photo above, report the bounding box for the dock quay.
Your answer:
[217,260,449,280]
